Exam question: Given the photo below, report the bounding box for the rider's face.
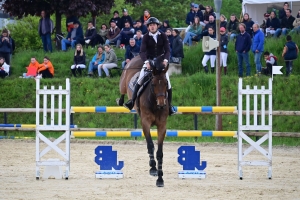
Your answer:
[148,23,158,33]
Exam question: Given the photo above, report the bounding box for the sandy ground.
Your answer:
[0,139,300,200]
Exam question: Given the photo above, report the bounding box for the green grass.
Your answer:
[1,36,300,146]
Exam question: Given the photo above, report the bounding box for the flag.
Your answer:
[272,66,283,81]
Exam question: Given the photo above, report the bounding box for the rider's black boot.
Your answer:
[124,84,141,110]
[167,88,176,116]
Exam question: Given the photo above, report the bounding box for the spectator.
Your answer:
[134,20,148,35]
[220,14,227,29]
[262,51,277,76]
[202,27,216,73]
[166,28,174,56]
[84,21,97,48]
[203,15,216,36]
[0,57,9,78]
[120,9,133,29]
[66,14,78,32]
[37,56,54,78]
[282,35,299,76]
[235,23,252,77]
[0,29,12,65]
[203,6,215,24]
[97,24,108,45]
[266,11,280,36]
[38,10,53,53]
[140,9,151,25]
[279,2,289,21]
[227,14,239,41]
[7,30,15,64]
[87,46,106,77]
[251,23,265,75]
[70,44,86,77]
[291,11,300,34]
[275,9,295,37]
[183,16,202,46]
[242,13,254,37]
[109,11,122,28]
[193,4,205,26]
[105,20,121,45]
[134,30,143,48]
[116,21,135,47]
[20,57,40,78]
[122,38,140,69]
[220,27,228,75]
[160,20,171,33]
[98,45,118,78]
[186,3,195,25]
[260,13,270,35]
[171,29,184,64]
[61,21,84,51]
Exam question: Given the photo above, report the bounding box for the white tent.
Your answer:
[242,0,300,24]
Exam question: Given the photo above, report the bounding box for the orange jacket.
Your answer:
[38,61,54,76]
[26,61,40,76]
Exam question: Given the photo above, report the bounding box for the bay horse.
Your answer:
[118,55,169,187]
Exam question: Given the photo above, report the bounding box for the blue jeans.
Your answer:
[254,51,263,73]
[290,27,300,34]
[88,61,98,73]
[281,28,290,36]
[229,33,237,41]
[61,39,77,51]
[274,28,282,37]
[183,32,197,46]
[237,52,251,77]
[41,33,52,52]
[122,61,126,69]
[285,61,293,76]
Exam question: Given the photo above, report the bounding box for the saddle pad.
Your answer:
[128,72,140,92]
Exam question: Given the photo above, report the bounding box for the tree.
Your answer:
[1,0,138,34]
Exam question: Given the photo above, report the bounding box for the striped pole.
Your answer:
[72,130,236,137]
[71,106,237,113]
[0,124,77,128]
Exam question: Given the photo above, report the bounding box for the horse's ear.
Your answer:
[163,63,169,73]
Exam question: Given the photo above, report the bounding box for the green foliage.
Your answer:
[6,16,42,51]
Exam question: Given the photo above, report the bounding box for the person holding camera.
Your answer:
[0,29,12,65]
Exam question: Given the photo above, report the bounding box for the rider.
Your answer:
[123,17,176,115]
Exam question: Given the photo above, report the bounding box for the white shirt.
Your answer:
[149,31,160,43]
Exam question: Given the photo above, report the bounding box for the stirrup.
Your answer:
[169,105,176,116]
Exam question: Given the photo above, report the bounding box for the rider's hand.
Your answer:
[146,62,151,70]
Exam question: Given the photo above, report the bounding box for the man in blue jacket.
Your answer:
[38,10,53,53]
[251,24,264,75]
[61,21,84,51]
[121,38,140,69]
[235,23,252,77]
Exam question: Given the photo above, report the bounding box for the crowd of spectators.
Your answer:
[1,2,300,79]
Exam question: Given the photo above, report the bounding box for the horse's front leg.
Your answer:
[156,125,166,187]
[142,121,157,176]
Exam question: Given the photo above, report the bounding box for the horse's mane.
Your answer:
[150,56,165,73]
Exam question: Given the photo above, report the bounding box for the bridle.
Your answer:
[150,73,168,99]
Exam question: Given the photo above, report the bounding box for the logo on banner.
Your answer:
[178,146,207,179]
[95,146,124,170]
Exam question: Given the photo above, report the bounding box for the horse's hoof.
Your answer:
[149,169,157,176]
[156,179,164,187]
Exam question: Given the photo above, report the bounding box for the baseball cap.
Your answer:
[220,27,226,32]
[194,4,199,8]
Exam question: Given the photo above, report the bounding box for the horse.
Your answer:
[118,55,169,187]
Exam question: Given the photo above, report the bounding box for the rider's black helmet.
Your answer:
[146,17,160,26]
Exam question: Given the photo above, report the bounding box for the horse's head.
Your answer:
[150,59,169,109]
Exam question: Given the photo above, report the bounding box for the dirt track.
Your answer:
[0,140,299,200]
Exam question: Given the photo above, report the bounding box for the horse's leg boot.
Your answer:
[124,84,141,110]
[167,88,176,116]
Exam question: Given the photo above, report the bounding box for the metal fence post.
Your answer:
[194,114,198,142]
